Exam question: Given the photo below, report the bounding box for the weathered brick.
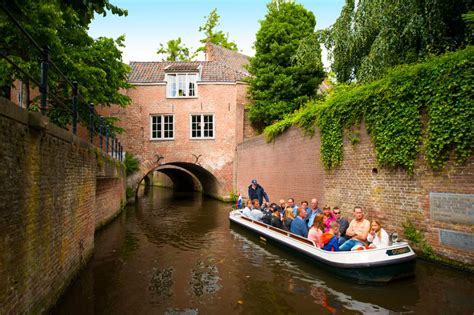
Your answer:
[0,98,126,313]
[98,81,252,200]
[235,124,473,264]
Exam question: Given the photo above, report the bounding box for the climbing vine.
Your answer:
[263,46,474,171]
[124,152,140,176]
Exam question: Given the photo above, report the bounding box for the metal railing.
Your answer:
[0,3,124,161]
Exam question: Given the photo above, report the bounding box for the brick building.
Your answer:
[117,43,255,199]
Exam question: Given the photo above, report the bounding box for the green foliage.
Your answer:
[124,152,140,176]
[402,219,424,245]
[324,0,473,82]
[423,52,474,170]
[463,11,474,32]
[402,219,436,259]
[197,8,238,52]
[403,218,474,271]
[156,37,197,61]
[229,191,238,203]
[59,0,127,25]
[247,0,325,127]
[157,8,237,60]
[264,47,474,171]
[263,101,322,141]
[126,187,135,199]
[0,0,131,129]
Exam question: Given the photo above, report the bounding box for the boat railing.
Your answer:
[239,214,318,248]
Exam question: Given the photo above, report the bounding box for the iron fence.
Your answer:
[0,3,124,161]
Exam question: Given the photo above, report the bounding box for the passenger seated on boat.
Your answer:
[279,199,287,215]
[282,207,295,231]
[308,215,325,248]
[242,200,253,217]
[290,207,309,238]
[339,206,371,251]
[270,204,283,229]
[271,203,282,214]
[242,199,264,221]
[322,206,336,232]
[300,200,309,213]
[287,198,298,216]
[250,199,264,221]
[306,198,322,228]
[367,219,390,248]
[333,207,349,245]
[261,203,275,225]
[322,221,340,252]
[252,199,260,209]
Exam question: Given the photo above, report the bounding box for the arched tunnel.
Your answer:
[138,162,221,199]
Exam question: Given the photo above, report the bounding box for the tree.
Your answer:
[247,0,325,127]
[324,0,473,82]
[156,37,196,61]
[0,0,131,129]
[197,8,238,52]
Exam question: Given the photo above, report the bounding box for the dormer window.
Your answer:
[166,73,198,98]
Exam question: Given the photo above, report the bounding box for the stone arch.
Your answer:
[128,160,223,199]
[153,164,203,192]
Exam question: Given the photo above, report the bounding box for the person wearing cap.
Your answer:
[248,179,269,208]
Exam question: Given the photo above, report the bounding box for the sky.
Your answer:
[88,0,345,66]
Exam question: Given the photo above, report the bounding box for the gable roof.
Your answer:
[164,63,200,72]
[205,42,250,75]
[129,44,251,84]
[128,61,247,83]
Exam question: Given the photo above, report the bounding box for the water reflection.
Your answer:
[190,259,222,297]
[149,267,174,301]
[310,287,336,314]
[230,229,393,314]
[134,189,218,251]
[51,187,474,315]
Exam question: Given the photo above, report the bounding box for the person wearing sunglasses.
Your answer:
[333,207,349,245]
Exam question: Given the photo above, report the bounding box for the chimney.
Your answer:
[205,41,214,61]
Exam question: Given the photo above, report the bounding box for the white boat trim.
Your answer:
[229,210,416,269]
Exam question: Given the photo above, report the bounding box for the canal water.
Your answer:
[52,187,474,314]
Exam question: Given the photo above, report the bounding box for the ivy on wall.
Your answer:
[264,46,474,171]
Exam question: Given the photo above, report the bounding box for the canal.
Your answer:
[52,187,474,314]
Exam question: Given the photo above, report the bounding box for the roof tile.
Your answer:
[206,42,250,75]
[129,61,248,83]
[129,44,250,83]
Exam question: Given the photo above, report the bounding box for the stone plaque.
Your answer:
[439,230,474,251]
[429,192,474,225]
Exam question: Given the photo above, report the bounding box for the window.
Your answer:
[166,73,197,97]
[151,115,174,140]
[190,114,214,139]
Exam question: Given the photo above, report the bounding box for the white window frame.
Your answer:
[150,114,175,140]
[166,73,198,98]
[189,114,215,139]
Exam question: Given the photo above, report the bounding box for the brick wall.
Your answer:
[235,127,325,204]
[103,82,250,199]
[95,177,126,229]
[235,125,473,264]
[0,98,126,313]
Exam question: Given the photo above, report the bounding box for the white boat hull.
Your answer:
[229,210,416,284]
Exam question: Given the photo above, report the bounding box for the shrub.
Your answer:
[264,46,474,172]
[124,152,140,176]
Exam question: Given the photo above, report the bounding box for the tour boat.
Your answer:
[229,210,416,284]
